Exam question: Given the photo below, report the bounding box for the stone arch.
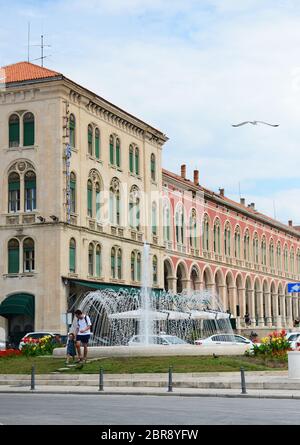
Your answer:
[225,270,235,315]
[190,263,201,291]
[176,261,188,293]
[202,265,213,290]
[254,277,262,324]
[214,268,225,307]
[163,258,174,292]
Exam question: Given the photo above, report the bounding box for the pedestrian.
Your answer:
[244,312,250,326]
[66,332,76,365]
[74,309,92,363]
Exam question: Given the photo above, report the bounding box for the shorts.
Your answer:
[76,335,90,344]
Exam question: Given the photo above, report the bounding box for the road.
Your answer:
[1,394,300,425]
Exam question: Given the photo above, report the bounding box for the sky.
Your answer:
[1,0,300,225]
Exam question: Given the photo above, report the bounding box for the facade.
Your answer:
[0,61,299,344]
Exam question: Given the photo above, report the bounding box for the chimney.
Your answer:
[250,202,255,210]
[240,198,245,205]
[193,169,199,185]
[288,220,293,227]
[219,188,225,197]
[180,164,186,179]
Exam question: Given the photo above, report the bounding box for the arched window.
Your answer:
[116,138,121,167]
[253,233,259,264]
[189,209,197,249]
[88,124,93,155]
[109,135,114,164]
[244,229,250,261]
[117,248,122,279]
[69,114,76,147]
[129,186,140,230]
[137,252,141,282]
[131,251,136,281]
[88,243,94,276]
[151,154,156,181]
[269,240,275,268]
[8,239,19,274]
[95,182,101,221]
[277,242,282,271]
[9,114,20,147]
[135,147,139,175]
[111,247,116,278]
[224,223,231,257]
[213,219,221,254]
[261,236,267,266]
[96,244,101,277]
[23,238,35,272]
[87,180,93,217]
[69,238,76,273]
[290,248,295,274]
[234,226,241,259]
[163,200,171,242]
[70,172,76,213]
[152,202,157,235]
[175,204,184,245]
[24,171,36,212]
[8,172,20,213]
[129,145,134,173]
[153,255,158,285]
[202,214,210,251]
[95,128,100,159]
[284,245,289,272]
[110,178,120,225]
[23,112,34,146]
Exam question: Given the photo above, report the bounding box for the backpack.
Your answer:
[77,315,92,333]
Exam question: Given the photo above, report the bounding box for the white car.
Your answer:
[128,334,188,346]
[19,331,60,350]
[0,339,6,351]
[286,332,300,350]
[194,334,256,348]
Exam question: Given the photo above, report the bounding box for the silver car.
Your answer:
[128,334,188,346]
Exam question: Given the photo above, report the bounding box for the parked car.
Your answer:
[19,332,61,350]
[128,334,188,346]
[194,334,256,349]
[286,332,300,350]
[89,334,110,346]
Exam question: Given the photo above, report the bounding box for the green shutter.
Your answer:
[70,180,76,190]
[8,247,19,274]
[129,150,134,173]
[135,151,139,175]
[95,135,100,158]
[24,121,34,146]
[110,141,114,164]
[87,186,93,216]
[25,180,36,189]
[9,180,20,191]
[9,122,20,146]
[116,142,120,167]
[96,251,101,276]
[69,246,76,273]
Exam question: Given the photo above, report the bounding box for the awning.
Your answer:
[65,277,163,296]
[0,293,34,319]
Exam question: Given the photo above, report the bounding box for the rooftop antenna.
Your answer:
[238,181,241,200]
[30,34,51,67]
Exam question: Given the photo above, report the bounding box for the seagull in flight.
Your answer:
[232,120,279,127]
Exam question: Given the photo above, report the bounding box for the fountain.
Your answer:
[54,243,249,357]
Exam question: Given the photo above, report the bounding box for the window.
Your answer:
[8,172,20,213]
[297,250,300,274]
[129,186,140,230]
[290,248,295,274]
[175,204,184,245]
[131,251,136,281]
[116,138,120,167]
[129,145,134,173]
[8,239,20,274]
[203,214,210,251]
[189,209,197,249]
[96,244,101,277]
[261,237,267,266]
[213,219,221,254]
[88,243,94,276]
[24,171,36,212]
[69,238,76,273]
[111,247,122,280]
[88,124,93,155]
[151,154,156,181]
[23,112,34,146]
[110,178,121,225]
[244,230,250,261]
[152,202,157,235]
[277,243,282,271]
[87,180,93,217]
[9,114,20,147]
[95,128,100,159]
[117,248,122,279]
[234,227,241,259]
[23,238,34,272]
[253,233,259,264]
[70,172,76,213]
[153,255,158,285]
[111,247,116,278]
[269,241,275,268]
[95,182,101,221]
[131,251,141,282]
[69,114,76,147]
[284,245,289,272]
[135,147,139,175]
[109,135,114,164]
[224,223,231,257]
[137,252,141,282]
[163,200,171,241]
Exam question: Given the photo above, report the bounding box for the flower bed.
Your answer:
[0,349,22,358]
[21,335,55,357]
[252,330,291,358]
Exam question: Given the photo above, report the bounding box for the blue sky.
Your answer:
[1,0,300,225]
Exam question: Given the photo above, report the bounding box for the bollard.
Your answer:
[31,365,35,391]
[99,367,104,391]
[167,366,173,392]
[240,367,247,394]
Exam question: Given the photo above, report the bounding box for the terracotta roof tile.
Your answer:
[1,61,61,84]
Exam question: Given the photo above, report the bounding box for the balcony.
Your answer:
[176,244,186,254]
[6,215,20,225]
[164,241,173,250]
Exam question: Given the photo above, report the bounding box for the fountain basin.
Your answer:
[53,344,250,358]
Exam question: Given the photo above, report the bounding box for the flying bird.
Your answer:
[232,120,279,127]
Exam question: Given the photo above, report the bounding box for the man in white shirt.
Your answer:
[74,309,92,363]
